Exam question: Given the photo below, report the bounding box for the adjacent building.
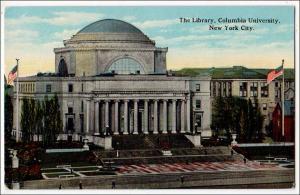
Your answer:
[176,66,295,134]
[272,100,295,142]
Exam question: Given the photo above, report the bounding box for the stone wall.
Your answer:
[22,169,294,189]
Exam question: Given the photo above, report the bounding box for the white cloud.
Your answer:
[47,11,104,26]
[5,11,105,27]
[53,29,79,39]
[5,29,39,42]
[153,34,232,45]
[273,24,294,34]
[133,19,177,29]
[261,41,293,49]
[122,16,137,22]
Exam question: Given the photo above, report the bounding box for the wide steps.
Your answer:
[112,134,194,150]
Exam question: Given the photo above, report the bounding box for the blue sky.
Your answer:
[4,6,294,76]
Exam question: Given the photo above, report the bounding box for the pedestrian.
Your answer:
[70,168,73,174]
[204,149,207,155]
[112,181,116,189]
[180,175,184,184]
[59,184,62,189]
[243,157,246,164]
[231,150,234,156]
[79,181,83,189]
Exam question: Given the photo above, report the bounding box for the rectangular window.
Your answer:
[68,84,73,93]
[80,115,84,133]
[196,100,201,109]
[239,82,247,97]
[261,82,269,97]
[250,82,258,97]
[212,82,216,97]
[196,84,200,92]
[68,107,73,113]
[46,84,51,93]
[195,114,202,128]
[81,101,84,112]
[262,103,267,111]
[275,82,279,87]
[275,90,280,98]
[81,83,84,92]
[222,82,226,96]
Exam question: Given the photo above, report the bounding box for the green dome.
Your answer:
[78,19,144,34]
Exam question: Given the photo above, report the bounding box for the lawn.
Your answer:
[80,171,116,176]
[44,172,80,178]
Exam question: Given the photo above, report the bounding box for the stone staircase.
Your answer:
[112,134,194,150]
[95,146,236,166]
[143,136,156,148]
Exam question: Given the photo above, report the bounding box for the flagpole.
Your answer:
[281,59,285,140]
[16,59,20,142]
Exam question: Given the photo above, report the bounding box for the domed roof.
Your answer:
[77,19,144,34]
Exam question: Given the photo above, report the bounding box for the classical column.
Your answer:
[153,99,158,134]
[114,100,119,135]
[181,99,185,133]
[133,99,139,134]
[94,101,100,135]
[105,100,110,134]
[144,100,149,134]
[163,100,168,134]
[86,99,90,134]
[186,97,191,133]
[124,100,129,134]
[172,99,177,134]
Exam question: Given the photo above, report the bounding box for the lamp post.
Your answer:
[195,123,198,135]
[106,125,109,136]
[116,142,119,158]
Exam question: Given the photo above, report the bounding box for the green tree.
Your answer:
[41,94,63,146]
[28,99,36,141]
[212,96,264,142]
[211,96,226,135]
[42,95,51,146]
[21,98,30,142]
[53,94,63,136]
[252,98,264,141]
[4,93,13,141]
[35,100,44,142]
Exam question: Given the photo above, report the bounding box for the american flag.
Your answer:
[267,65,283,84]
[7,65,18,85]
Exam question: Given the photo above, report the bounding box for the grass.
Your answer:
[42,161,95,168]
[72,167,100,171]
[44,172,79,178]
[81,171,116,176]
[41,168,67,173]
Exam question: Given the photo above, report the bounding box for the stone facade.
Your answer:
[12,19,212,143]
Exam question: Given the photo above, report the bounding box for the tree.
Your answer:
[21,98,30,143]
[4,93,13,141]
[28,99,36,141]
[246,99,255,141]
[53,94,63,135]
[252,98,264,141]
[211,96,226,135]
[42,94,63,146]
[211,96,264,142]
[34,100,44,142]
[42,95,51,146]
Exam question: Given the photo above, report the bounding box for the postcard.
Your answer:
[1,1,298,194]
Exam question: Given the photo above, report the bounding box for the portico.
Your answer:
[85,93,191,136]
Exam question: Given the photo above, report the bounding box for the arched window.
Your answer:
[58,58,68,77]
[107,57,145,74]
